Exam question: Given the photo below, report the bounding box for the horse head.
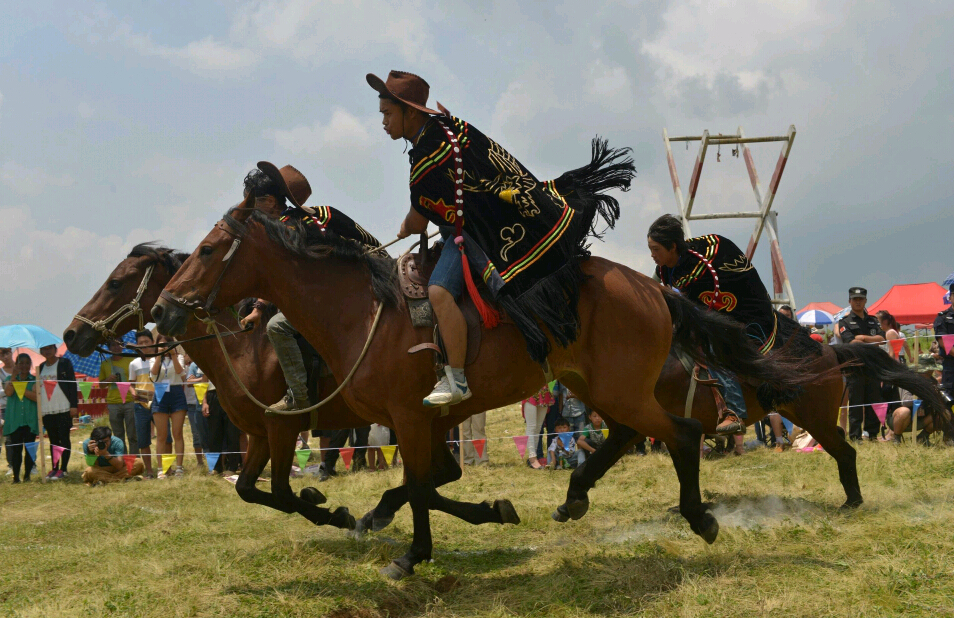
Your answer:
[64,243,188,356]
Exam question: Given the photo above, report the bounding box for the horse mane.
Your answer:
[226,208,400,309]
[127,242,191,274]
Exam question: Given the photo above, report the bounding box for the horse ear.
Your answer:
[232,192,256,222]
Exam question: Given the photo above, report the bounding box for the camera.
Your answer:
[96,439,109,451]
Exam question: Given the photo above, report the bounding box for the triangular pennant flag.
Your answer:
[913,400,922,413]
[889,339,905,358]
[295,449,310,469]
[161,454,176,474]
[601,428,609,439]
[44,380,57,399]
[942,334,954,355]
[78,381,93,400]
[153,381,170,402]
[473,439,486,459]
[206,452,220,472]
[52,445,64,467]
[513,435,528,459]
[340,447,354,470]
[117,382,131,403]
[123,454,136,475]
[24,442,38,462]
[12,381,27,401]
[871,402,888,425]
[193,383,209,404]
[380,445,397,465]
[85,453,97,466]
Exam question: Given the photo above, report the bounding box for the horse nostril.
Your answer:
[151,305,164,322]
[63,330,75,344]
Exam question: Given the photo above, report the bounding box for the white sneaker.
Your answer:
[423,374,472,407]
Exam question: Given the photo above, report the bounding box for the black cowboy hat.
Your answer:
[366,70,441,115]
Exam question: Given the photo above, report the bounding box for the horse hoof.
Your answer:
[552,504,570,523]
[331,507,355,530]
[300,486,327,505]
[379,561,412,581]
[840,498,863,510]
[372,513,395,532]
[353,511,374,536]
[493,499,521,525]
[698,510,719,544]
[566,499,589,521]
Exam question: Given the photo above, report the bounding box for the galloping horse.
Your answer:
[152,196,825,579]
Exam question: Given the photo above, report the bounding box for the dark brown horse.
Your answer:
[151,197,826,579]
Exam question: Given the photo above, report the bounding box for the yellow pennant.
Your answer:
[12,381,27,401]
[380,445,397,466]
[161,454,177,474]
[193,383,209,404]
[601,428,609,439]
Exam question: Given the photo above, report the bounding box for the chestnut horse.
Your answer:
[152,198,826,579]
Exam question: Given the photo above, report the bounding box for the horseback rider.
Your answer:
[239,162,381,412]
[369,70,635,408]
[648,214,779,435]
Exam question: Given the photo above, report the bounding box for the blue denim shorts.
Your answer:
[152,385,187,414]
[428,237,463,299]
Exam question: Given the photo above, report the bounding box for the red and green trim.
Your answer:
[499,204,575,283]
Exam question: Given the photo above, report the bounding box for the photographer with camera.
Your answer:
[81,426,143,485]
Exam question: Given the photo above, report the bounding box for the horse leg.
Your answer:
[379,414,434,581]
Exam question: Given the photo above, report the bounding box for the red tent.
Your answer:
[797,301,843,316]
[868,283,949,325]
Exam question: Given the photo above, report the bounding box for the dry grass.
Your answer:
[2,405,954,617]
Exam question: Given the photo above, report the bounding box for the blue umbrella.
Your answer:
[942,271,954,288]
[798,310,834,327]
[0,324,63,351]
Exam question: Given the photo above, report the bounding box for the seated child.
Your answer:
[576,408,607,464]
[547,417,578,470]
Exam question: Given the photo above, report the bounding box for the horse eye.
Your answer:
[200,245,213,256]
[108,280,122,290]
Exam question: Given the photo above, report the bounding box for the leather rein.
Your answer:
[73,264,156,342]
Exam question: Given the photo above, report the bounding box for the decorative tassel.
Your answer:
[457,238,499,328]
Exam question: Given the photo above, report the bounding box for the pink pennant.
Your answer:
[117,382,131,403]
[340,447,354,470]
[51,445,64,467]
[888,339,905,358]
[513,435,528,459]
[871,403,888,425]
[941,334,954,355]
[472,439,486,459]
[44,380,57,400]
[123,454,136,475]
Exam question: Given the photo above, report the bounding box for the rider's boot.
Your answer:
[423,366,472,407]
[712,388,746,435]
[266,311,312,413]
[270,389,312,413]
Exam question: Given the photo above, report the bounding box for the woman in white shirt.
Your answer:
[151,336,188,477]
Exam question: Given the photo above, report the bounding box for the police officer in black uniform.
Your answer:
[934,283,954,401]
[838,287,886,440]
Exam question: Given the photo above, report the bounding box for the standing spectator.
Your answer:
[522,385,553,469]
[367,423,390,471]
[81,426,144,484]
[98,340,137,454]
[877,310,905,363]
[203,379,242,474]
[0,347,13,464]
[934,284,954,402]
[181,352,207,469]
[837,287,886,441]
[3,354,38,483]
[461,412,488,466]
[150,336,187,477]
[37,344,78,479]
[128,330,158,478]
[562,388,587,441]
[778,305,795,320]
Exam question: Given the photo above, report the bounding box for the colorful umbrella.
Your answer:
[0,324,63,350]
[797,310,834,326]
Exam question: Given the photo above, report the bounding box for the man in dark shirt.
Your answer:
[837,287,886,440]
[934,283,954,400]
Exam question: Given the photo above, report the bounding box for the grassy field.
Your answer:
[2,404,954,617]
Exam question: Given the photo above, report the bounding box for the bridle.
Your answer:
[159,217,245,318]
[73,263,156,341]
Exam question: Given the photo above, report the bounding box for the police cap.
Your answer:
[848,287,867,299]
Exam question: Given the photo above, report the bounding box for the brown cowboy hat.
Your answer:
[366,70,441,115]
[256,162,312,208]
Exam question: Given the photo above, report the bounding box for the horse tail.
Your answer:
[662,289,831,408]
[554,137,635,238]
[833,344,954,437]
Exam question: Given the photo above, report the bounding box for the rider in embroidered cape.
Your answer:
[648,214,778,435]
[239,163,381,412]
[369,70,635,407]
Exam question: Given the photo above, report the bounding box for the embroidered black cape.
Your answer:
[280,206,381,248]
[656,234,777,352]
[408,114,634,362]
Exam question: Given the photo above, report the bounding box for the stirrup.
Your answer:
[266,393,311,415]
[716,412,746,436]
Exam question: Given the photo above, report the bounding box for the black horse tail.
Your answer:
[662,289,834,408]
[833,344,954,438]
[554,137,635,238]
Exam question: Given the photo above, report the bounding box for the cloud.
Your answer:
[0,162,75,197]
[268,109,373,156]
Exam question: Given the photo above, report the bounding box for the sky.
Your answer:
[1,0,952,335]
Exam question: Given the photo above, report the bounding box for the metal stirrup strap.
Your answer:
[73,264,155,340]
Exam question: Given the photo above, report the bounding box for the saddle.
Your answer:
[398,234,498,368]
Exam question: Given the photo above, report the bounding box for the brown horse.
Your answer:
[151,197,825,579]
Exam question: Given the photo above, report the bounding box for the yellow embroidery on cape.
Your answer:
[719,255,753,272]
[499,224,525,261]
[673,235,719,288]
[698,290,738,312]
[758,315,778,354]
[455,140,542,218]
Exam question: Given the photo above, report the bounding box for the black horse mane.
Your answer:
[225,208,400,309]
